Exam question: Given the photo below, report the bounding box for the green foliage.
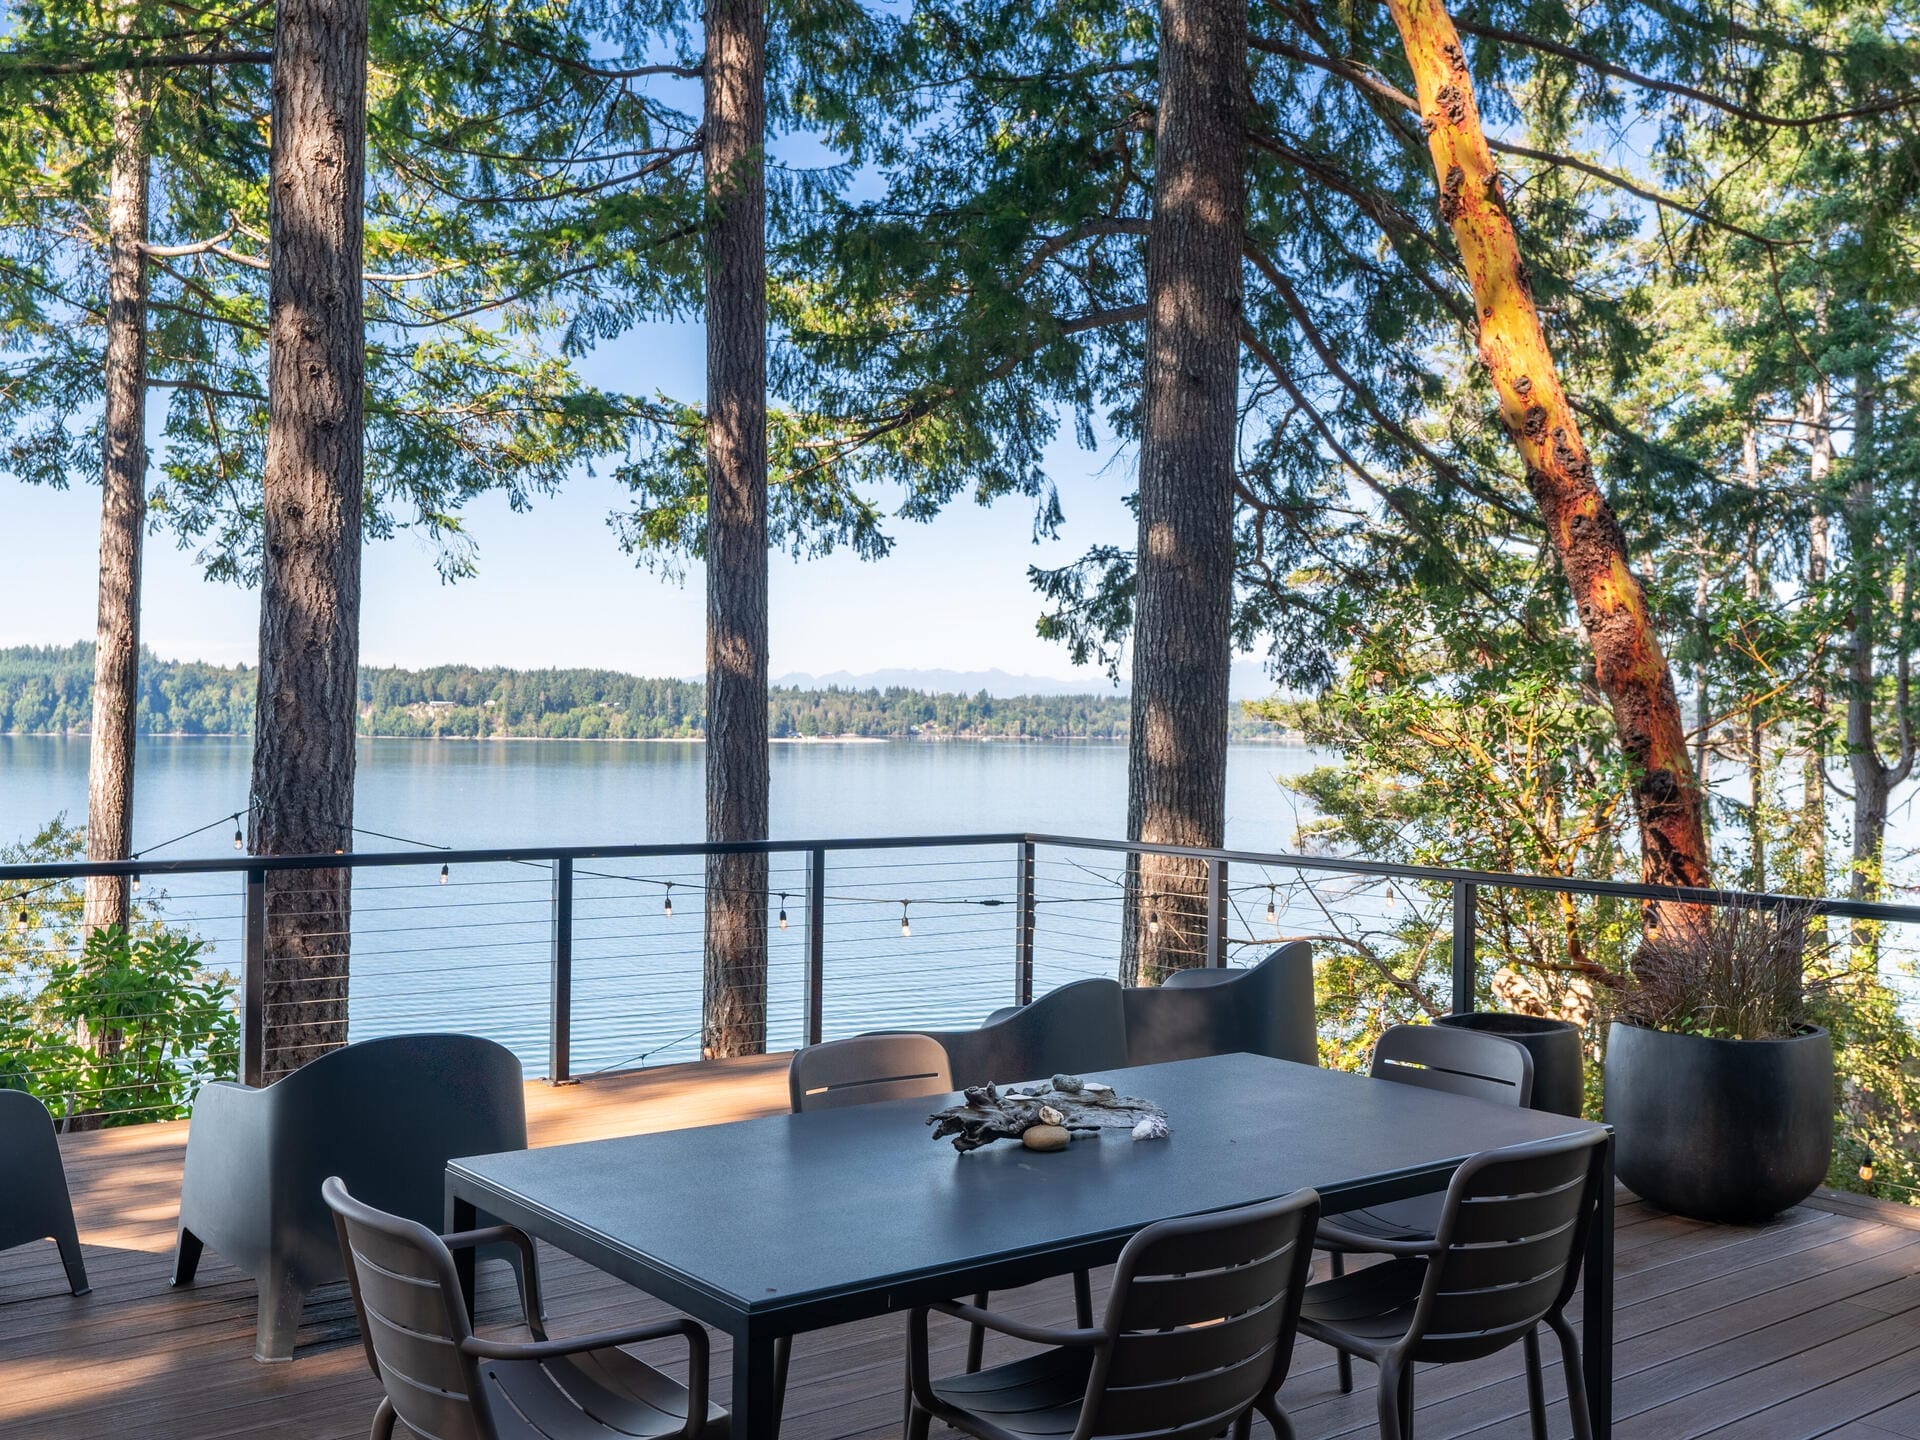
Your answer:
[0,643,1291,741]
[0,821,236,1127]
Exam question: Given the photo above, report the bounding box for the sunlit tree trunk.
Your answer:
[1801,374,1832,894]
[1384,0,1711,907]
[84,46,150,936]
[700,0,770,1056]
[1741,424,1766,888]
[1843,374,1912,912]
[1122,0,1247,986]
[249,0,368,1078]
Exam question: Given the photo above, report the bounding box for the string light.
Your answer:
[900,901,911,938]
[14,908,27,933]
[131,873,141,894]
[1860,1151,1876,1185]
[1147,904,1160,935]
[232,816,245,851]
[1265,885,1277,925]
[663,882,674,919]
[1384,882,1398,912]
[777,894,788,930]
[439,863,449,885]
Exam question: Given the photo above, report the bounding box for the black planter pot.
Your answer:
[1435,1011,1585,1118]
[1604,1021,1833,1224]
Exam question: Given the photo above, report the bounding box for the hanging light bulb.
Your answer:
[663,882,674,919]
[1860,1151,1876,1185]
[14,908,27,933]
[131,873,142,894]
[900,901,911,938]
[232,818,245,851]
[439,863,449,885]
[778,894,789,930]
[1384,882,1398,912]
[1265,885,1277,925]
[1147,906,1160,935]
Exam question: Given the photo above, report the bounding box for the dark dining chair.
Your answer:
[324,1177,726,1440]
[1318,1021,1534,1392]
[922,977,1131,1091]
[779,1035,994,1433]
[0,1088,89,1296]
[906,1187,1323,1440]
[1298,1132,1608,1440]
[1123,942,1319,1067]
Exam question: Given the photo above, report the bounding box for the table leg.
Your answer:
[1583,1134,1615,1438]
[448,1191,478,1319]
[733,1324,780,1440]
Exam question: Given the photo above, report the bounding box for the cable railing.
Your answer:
[5,832,1920,1186]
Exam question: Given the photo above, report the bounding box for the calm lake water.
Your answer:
[1,736,1328,1073]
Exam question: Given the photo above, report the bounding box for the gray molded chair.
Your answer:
[906,1187,1323,1440]
[1299,1132,1607,1440]
[1318,1021,1533,1392]
[0,1088,88,1296]
[172,1032,527,1361]
[1123,942,1318,1067]
[922,978,1130,1090]
[325,1176,726,1440]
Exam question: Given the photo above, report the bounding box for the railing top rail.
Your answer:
[5,827,1919,926]
[1023,833,1920,926]
[0,832,1033,882]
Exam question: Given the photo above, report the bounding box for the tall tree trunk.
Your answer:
[1802,374,1832,894]
[249,0,368,1079]
[1122,0,1248,987]
[1844,373,1913,909]
[84,49,150,936]
[1385,0,1710,909]
[1691,546,1710,826]
[700,0,770,1058]
[1741,424,1766,888]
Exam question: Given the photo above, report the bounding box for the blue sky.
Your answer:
[0,318,1143,684]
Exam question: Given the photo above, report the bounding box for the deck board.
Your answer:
[2,1055,1916,1440]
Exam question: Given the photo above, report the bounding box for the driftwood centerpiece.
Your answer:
[928,1075,1169,1153]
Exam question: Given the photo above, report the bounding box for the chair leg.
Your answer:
[1329,1252,1353,1395]
[369,1395,398,1440]
[1398,1360,1415,1440]
[772,1335,791,1434]
[1374,1359,1406,1440]
[52,1215,88,1296]
[906,1398,932,1440]
[966,1291,989,1373]
[253,1268,306,1363]
[170,1226,203,1288]
[1257,1396,1296,1440]
[1073,1269,1094,1328]
[1548,1312,1594,1440]
[1523,1328,1548,1440]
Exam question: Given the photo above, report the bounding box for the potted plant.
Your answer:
[1604,901,1832,1223]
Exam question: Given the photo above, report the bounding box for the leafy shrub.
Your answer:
[1615,902,1814,1041]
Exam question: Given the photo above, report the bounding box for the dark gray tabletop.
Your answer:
[448,1052,1602,1323]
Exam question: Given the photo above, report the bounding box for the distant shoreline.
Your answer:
[3,729,1309,746]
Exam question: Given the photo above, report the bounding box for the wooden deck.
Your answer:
[5,1057,1920,1440]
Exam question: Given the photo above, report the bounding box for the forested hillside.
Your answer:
[0,645,1290,742]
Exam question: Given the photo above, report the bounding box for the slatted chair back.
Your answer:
[788,1034,953,1113]
[1077,1188,1321,1440]
[1408,1133,1606,1365]
[1371,1023,1534,1107]
[323,1176,491,1440]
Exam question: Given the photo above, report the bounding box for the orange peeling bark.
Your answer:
[1384,0,1711,895]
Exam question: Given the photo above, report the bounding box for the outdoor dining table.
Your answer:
[447,1051,1615,1440]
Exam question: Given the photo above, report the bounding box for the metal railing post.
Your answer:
[241,866,267,1087]
[1015,842,1036,1006]
[806,847,826,1047]
[1451,879,1478,1015]
[1206,858,1227,967]
[550,858,574,1084]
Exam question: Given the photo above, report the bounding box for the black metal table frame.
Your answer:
[449,1086,1614,1440]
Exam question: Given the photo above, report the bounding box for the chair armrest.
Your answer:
[462,1316,709,1440]
[927,1298,1103,1349]
[442,1224,545,1337]
[1315,1222,1442,1258]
